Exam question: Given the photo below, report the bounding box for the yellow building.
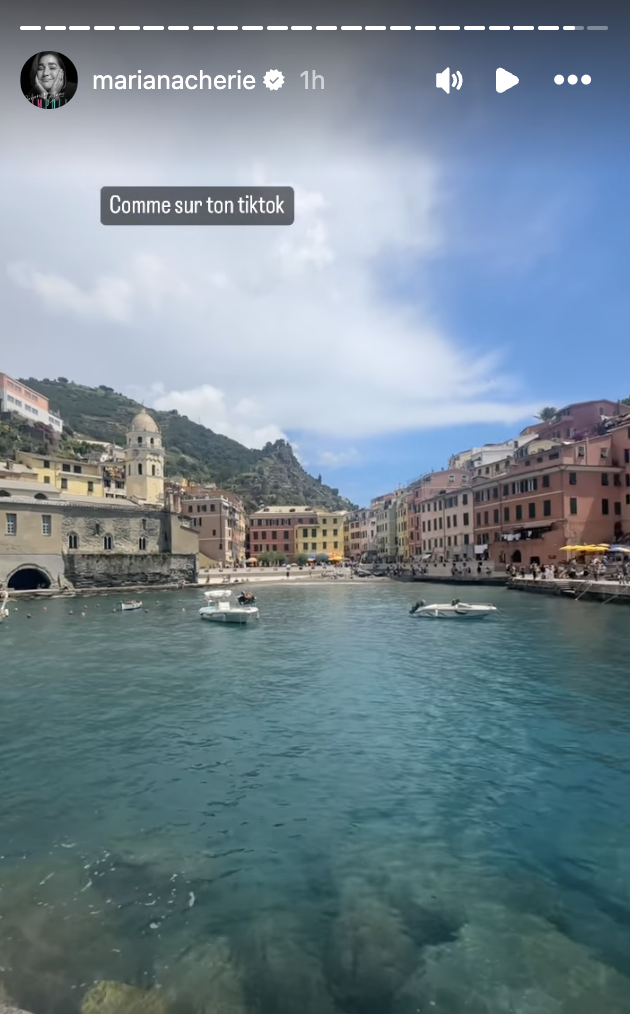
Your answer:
[394,488,410,561]
[310,509,347,560]
[17,451,105,497]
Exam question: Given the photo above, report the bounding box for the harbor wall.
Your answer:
[508,577,630,606]
[63,552,197,589]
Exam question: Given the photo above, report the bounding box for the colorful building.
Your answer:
[248,505,313,562]
[408,469,470,559]
[345,508,378,560]
[0,372,63,433]
[471,420,630,570]
[182,489,246,566]
[247,506,346,562]
[418,488,474,563]
[17,451,105,498]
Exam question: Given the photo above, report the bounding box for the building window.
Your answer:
[283,531,290,539]
[61,478,68,490]
[322,542,327,549]
[152,465,156,476]
[62,463,70,472]
[303,543,309,550]
[626,494,630,505]
[137,436,142,444]
[139,536,147,550]
[613,501,621,515]
[73,465,82,474]
[87,481,94,493]
[68,533,78,549]
[41,514,52,536]
[211,504,216,512]
[516,505,523,520]
[6,513,17,536]
[569,497,578,515]
[543,500,551,517]
[311,529,317,537]
[103,534,113,550]
[150,438,154,446]
[602,499,609,515]
[142,519,147,530]
[476,513,481,526]
[504,507,510,522]
[188,505,193,512]
[138,463,143,475]
[311,543,317,550]
[463,533,470,545]
[272,532,277,540]
[542,475,550,488]
[483,511,489,525]
[528,503,536,519]
[334,541,339,549]
[43,459,50,468]
[302,528,308,537]
[601,473,609,486]
[493,509,499,524]
[44,475,51,484]
[569,472,577,485]
[462,494,468,505]
[463,513,469,526]
[261,532,267,540]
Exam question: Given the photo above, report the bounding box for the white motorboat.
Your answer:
[409,598,498,619]
[0,590,9,622]
[119,600,143,611]
[200,589,259,625]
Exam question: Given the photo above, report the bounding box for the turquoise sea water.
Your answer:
[2,582,630,1013]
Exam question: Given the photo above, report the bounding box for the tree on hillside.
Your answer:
[535,407,558,423]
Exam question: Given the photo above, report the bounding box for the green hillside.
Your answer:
[14,378,356,512]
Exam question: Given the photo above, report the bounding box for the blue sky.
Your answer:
[2,17,627,507]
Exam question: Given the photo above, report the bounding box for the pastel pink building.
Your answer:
[407,469,470,559]
[471,419,630,569]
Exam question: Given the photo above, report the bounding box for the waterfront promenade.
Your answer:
[508,573,630,605]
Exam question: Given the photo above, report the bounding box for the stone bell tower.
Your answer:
[124,410,165,504]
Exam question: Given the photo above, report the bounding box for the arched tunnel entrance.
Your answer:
[7,567,52,591]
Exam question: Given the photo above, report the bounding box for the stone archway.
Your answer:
[511,549,522,563]
[7,566,52,591]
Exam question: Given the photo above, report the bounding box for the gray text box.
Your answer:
[101,187,294,225]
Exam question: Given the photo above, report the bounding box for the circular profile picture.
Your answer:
[21,52,77,109]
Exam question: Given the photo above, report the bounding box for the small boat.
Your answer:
[200,589,259,625]
[236,592,256,605]
[410,598,498,619]
[119,600,143,611]
[0,590,9,622]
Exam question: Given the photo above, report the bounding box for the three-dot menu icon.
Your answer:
[554,74,591,85]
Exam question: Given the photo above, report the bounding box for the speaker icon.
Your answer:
[436,67,463,94]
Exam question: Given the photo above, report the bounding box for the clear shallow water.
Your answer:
[1,583,630,1012]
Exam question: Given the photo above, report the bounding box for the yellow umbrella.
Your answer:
[560,544,608,553]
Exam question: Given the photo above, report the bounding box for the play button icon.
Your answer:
[496,68,519,92]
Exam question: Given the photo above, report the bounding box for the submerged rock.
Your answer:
[328,876,417,1010]
[241,911,340,1014]
[158,936,247,1014]
[81,980,169,1014]
[393,902,630,1013]
[0,858,151,1011]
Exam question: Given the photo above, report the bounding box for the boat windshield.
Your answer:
[204,590,232,600]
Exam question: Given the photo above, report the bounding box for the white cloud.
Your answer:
[128,382,287,449]
[5,133,537,443]
[318,449,360,468]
